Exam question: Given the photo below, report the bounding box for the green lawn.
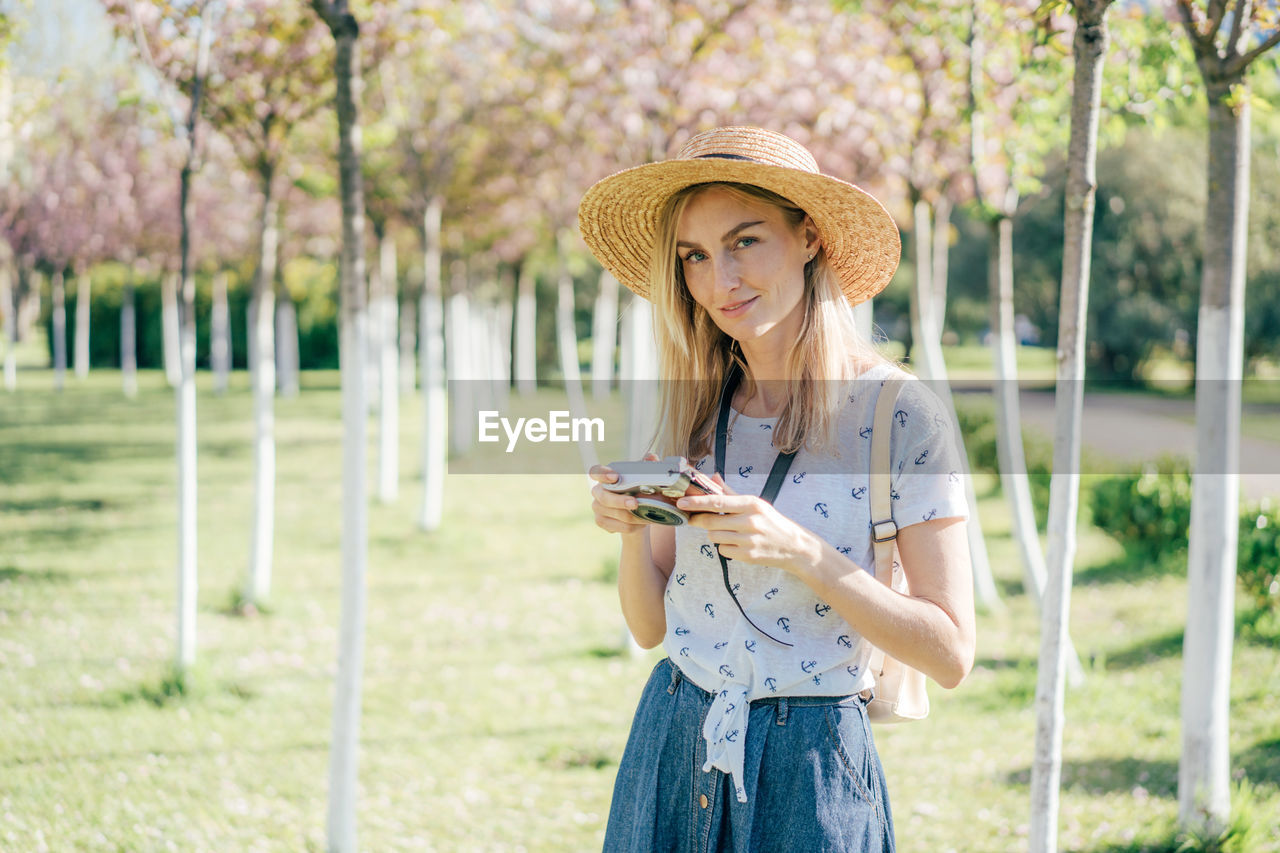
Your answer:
[1,369,1278,852]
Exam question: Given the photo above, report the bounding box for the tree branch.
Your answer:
[1176,0,1213,54]
[1226,0,1248,56]
[1229,23,1280,72]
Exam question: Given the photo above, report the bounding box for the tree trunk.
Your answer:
[556,238,598,473]
[470,294,495,416]
[399,289,416,395]
[909,194,1002,612]
[591,268,619,399]
[174,4,211,674]
[446,272,474,457]
[932,195,952,335]
[74,269,90,380]
[246,171,279,608]
[211,270,231,394]
[314,5,370,850]
[366,236,383,409]
[618,294,656,656]
[1,251,15,391]
[51,268,66,391]
[121,276,137,399]
[909,197,945,380]
[1032,10,1108,850]
[276,292,299,397]
[418,195,445,532]
[161,270,181,388]
[852,298,873,348]
[988,208,1050,613]
[377,231,399,503]
[514,262,537,395]
[493,297,512,410]
[1179,78,1248,837]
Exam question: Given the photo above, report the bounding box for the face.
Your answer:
[675,187,820,348]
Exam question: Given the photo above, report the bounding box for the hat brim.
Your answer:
[577,158,901,305]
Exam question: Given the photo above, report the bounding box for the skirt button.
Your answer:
[699,794,709,809]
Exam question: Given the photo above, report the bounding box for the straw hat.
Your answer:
[577,126,900,306]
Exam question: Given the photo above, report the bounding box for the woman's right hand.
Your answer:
[589,452,661,536]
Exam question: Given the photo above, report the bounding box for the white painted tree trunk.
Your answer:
[618,295,656,657]
[175,271,198,675]
[73,269,90,380]
[469,294,495,419]
[1,253,15,392]
[1031,11,1109,850]
[493,298,512,412]
[51,269,66,391]
[276,297,300,397]
[932,195,952,332]
[907,198,1001,612]
[446,276,474,458]
[321,11,370,848]
[988,211,1050,611]
[162,271,182,389]
[210,271,231,395]
[246,183,278,608]
[591,269,619,399]
[399,290,416,395]
[853,298,873,346]
[909,198,945,380]
[556,244,598,473]
[1179,81,1249,837]
[121,278,137,399]
[366,250,383,411]
[514,263,537,395]
[418,195,446,532]
[378,233,399,503]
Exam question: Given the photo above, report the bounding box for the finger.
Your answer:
[676,493,751,514]
[642,452,660,461]
[588,465,619,484]
[592,483,639,512]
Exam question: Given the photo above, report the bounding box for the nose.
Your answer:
[713,253,739,295]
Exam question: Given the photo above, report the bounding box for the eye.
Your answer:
[734,236,757,249]
[682,250,707,264]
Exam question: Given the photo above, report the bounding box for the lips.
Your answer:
[720,296,758,317]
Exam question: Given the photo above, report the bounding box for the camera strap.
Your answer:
[713,364,796,647]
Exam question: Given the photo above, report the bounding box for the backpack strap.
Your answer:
[869,375,908,586]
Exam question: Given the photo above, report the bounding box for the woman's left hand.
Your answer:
[676,475,820,574]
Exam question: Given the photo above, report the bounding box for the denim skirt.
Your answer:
[603,658,895,853]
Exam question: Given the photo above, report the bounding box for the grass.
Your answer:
[2,364,1279,851]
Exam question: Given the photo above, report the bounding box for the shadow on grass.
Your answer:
[995,575,1026,598]
[541,743,617,771]
[1075,548,1183,588]
[1106,628,1185,670]
[0,565,71,584]
[1008,755,1177,798]
[1237,735,1280,790]
[0,496,112,514]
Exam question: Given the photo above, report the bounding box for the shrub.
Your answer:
[1238,499,1280,613]
[1089,457,1193,562]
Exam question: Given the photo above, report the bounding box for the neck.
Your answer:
[734,351,789,417]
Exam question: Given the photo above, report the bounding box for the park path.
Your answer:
[966,388,1280,501]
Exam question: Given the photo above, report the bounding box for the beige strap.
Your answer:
[869,375,908,587]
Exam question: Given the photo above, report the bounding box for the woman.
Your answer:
[579,127,975,852]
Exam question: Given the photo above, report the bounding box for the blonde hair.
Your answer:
[649,182,889,461]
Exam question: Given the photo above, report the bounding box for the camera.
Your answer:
[601,455,722,526]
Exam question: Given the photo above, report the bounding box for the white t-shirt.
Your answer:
[662,363,969,802]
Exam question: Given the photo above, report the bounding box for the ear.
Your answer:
[801,215,821,257]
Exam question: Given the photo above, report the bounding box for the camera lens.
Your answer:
[631,498,688,526]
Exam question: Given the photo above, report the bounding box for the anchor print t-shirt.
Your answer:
[662,362,969,803]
